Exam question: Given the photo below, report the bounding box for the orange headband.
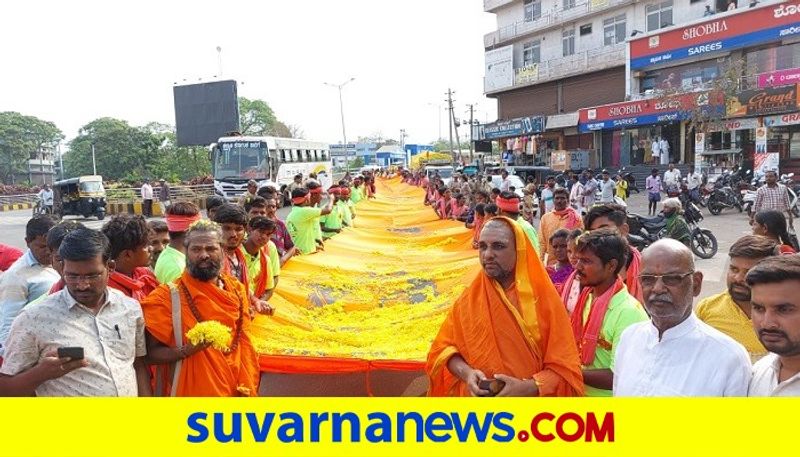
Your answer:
[309,187,323,195]
[496,196,520,213]
[165,213,202,232]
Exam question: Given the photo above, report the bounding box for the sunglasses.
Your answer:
[638,272,694,287]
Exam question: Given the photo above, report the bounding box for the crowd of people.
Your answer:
[0,171,376,397]
[406,167,798,397]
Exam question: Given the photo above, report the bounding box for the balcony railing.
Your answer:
[484,0,633,48]
[484,0,516,12]
[486,43,626,93]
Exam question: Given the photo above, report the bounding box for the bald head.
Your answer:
[641,239,703,336]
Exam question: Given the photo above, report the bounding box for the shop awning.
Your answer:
[546,112,579,130]
[699,148,742,155]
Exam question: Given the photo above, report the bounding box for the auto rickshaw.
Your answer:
[53,175,107,220]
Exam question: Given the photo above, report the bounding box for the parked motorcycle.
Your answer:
[628,190,718,259]
[707,170,743,215]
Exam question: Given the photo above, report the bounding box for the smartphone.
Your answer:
[57,347,84,360]
[478,378,506,396]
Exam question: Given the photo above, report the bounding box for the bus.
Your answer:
[211,136,333,200]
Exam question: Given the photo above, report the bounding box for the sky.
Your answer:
[1,0,498,146]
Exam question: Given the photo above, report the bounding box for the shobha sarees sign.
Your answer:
[629,2,800,70]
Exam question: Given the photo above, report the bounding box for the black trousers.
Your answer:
[143,199,153,217]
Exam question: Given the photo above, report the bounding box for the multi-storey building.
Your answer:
[481,0,800,175]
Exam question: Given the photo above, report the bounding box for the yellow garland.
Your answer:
[186,320,232,351]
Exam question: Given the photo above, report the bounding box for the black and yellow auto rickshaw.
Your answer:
[53,175,107,220]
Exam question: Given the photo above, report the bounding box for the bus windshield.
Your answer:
[215,141,268,179]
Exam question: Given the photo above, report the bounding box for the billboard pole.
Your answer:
[325,78,355,171]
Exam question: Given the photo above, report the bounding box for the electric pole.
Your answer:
[446,89,455,165]
[466,103,475,164]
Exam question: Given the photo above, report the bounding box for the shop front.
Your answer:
[578,91,723,167]
[764,112,800,175]
[474,115,545,166]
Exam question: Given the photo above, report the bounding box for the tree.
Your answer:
[65,118,161,181]
[239,97,277,136]
[0,112,63,184]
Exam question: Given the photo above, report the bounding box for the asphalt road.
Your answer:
[1,193,750,301]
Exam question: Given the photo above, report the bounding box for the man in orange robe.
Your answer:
[140,220,265,396]
[426,217,584,397]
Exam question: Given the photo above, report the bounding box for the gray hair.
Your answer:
[183,220,224,247]
[662,197,682,212]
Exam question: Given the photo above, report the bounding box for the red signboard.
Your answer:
[630,2,800,59]
[578,91,723,123]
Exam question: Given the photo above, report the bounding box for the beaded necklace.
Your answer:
[179,278,245,352]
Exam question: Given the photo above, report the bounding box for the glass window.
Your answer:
[646,1,673,32]
[290,150,298,162]
[562,29,575,57]
[563,0,576,9]
[524,0,541,22]
[603,14,626,46]
[523,40,541,65]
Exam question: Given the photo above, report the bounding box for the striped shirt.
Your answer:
[753,184,791,214]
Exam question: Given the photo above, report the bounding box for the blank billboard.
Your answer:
[173,80,240,146]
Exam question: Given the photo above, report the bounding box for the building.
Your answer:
[329,142,378,167]
[375,145,407,167]
[404,144,435,165]
[481,0,792,171]
[14,146,57,185]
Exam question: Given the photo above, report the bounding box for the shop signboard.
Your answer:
[578,91,724,132]
[764,112,800,126]
[695,133,705,155]
[485,45,514,92]
[551,150,568,171]
[727,84,800,117]
[758,67,800,88]
[477,116,545,140]
[515,64,539,85]
[629,3,800,70]
[707,118,760,132]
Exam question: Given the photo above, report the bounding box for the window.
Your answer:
[580,23,592,36]
[523,40,541,65]
[562,29,575,57]
[603,14,626,46]
[563,0,576,9]
[646,1,673,32]
[524,0,541,22]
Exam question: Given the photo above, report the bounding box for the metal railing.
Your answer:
[484,0,633,48]
[106,184,215,203]
[0,194,39,206]
[488,43,625,92]
[484,0,516,12]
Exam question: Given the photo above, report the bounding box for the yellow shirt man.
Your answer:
[696,291,767,362]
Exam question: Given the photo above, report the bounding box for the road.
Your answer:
[1,193,750,301]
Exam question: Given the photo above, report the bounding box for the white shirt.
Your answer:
[651,141,661,157]
[686,172,702,190]
[659,139,670,153]
[600,179,615,203]
[140,183,153,200]
[0,287,147,397]
[38,189,54,206]
[663,169,681,187]
[613,313,752,397]
[541,187,554,213]
[749,353,800,397]
[569,182,584,208]
[500,177,511,192]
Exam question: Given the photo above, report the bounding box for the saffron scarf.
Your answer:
[570,277,625,366]
[552,207,581,230]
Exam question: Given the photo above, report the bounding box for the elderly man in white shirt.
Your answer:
[662,163,681,191]
[613,239,751,396]
[746,255,800,397]
[686,165,703,202]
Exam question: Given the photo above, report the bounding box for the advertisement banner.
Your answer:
[695,132,705,154]
[707,118,760,132]
[629,3,800,70]
[764,111,800,126]
[478,116,545,140]
[515,64,539,85]
[758,67,800,88]
[484,45,514,92]
[755,152,780,175]
[756,126,769,154]
[727,84,799,117]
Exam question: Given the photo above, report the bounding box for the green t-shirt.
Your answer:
[242,241,281,293]
[514,218,541,255]
[350,187,364,204]
[321,204,344,239]
[286,206,323,255]
[338,200,353,226]
[267,240,280,285]
[583,288,648,397]
[154,245,185,284]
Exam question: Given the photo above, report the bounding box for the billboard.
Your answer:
[173,80,240,146]
[484,45,514,92]
[726,84,799,117]
[629,3,800,70]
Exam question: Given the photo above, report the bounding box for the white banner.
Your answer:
[694,132,705,154]
[484,45,514,92]
[756,126,768,154]
[707,118,759,132]
[764,112,800,127]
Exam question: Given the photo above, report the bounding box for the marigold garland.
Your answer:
[186,320,233,351]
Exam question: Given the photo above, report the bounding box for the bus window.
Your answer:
[291,149,298,162]
[311,150,318,161]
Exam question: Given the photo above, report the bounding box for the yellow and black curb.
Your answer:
[0,202,33,212]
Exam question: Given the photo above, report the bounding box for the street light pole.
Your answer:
[91,143,97,175]
[325,78,356,171]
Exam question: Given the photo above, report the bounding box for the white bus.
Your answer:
[211,136,333,200]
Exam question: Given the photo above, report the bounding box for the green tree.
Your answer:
[239,97,277,136]
[0,112,63,184]
[66,118,161,181]
[349,157,365,169]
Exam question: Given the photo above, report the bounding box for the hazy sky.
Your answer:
[2,0,498,146]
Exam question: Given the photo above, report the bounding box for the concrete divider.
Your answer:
[0,202,33,212]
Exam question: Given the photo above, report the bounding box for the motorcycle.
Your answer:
[707,171,743,215]
[781,173,800,217]
[628,186,718,259]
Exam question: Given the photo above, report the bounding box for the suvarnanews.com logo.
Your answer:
[185,410,615,444]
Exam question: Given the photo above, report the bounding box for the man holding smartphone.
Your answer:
[0,228,151,397]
